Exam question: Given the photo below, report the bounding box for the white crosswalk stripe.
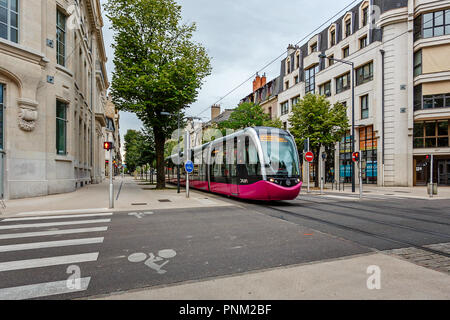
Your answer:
[0,212,112,299]
[0,218,111,230]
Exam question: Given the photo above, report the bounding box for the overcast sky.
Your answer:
[99,0,358,154]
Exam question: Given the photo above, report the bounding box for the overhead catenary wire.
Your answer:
[194,0,361,118]
[195,3,443,119]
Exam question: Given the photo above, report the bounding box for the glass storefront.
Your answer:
[339,131,353,183]
[359,126,378,184]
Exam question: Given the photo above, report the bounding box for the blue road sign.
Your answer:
[185,160,194,174]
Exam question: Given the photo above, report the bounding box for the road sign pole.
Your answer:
[359,160,363,199]
[307,138,310,193]
[109,149,114,209]
[430,154,434,198]
[186,131,190,199]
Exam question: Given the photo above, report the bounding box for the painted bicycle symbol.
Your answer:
[128,249,177,274]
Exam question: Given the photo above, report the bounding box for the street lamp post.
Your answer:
[160,111,202,194]
[319,53,356,193]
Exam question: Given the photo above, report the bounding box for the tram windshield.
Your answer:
[260,133,300,178]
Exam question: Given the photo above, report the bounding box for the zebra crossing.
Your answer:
[0,212,112,300]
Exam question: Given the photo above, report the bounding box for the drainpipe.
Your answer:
[380,49,385,187]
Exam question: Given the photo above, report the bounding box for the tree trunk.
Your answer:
[154,126,166,189]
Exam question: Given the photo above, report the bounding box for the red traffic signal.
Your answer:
[103,141,114,151]
[352,152,360,162]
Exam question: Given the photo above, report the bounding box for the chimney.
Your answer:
[211,104,220,120]
[252,72,262,92]
[261,73,267,87]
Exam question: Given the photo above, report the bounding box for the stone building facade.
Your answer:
[244,0,449,187]
[0,0,109,199]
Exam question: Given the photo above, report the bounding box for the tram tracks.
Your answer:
[246,203,450,259]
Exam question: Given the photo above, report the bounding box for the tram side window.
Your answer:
[245,136,260,176]
[229,138,238,177]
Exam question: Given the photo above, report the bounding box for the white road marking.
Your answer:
[0,227,108,240]
[2,213,113,222]
[0,253,99,272]
[17,208,110,216]
[0,237,104,252]
[0,219,111,230]
[0,277,91,300]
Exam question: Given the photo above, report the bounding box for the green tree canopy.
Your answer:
[289,93,349,185]
[124,128,155,173]
[105,0,211,188]
[218,102,283,131]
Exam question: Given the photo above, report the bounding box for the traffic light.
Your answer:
[103,141,114,151]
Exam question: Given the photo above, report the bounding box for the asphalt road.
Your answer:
[0,192,449,300]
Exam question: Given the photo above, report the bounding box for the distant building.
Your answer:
[105,96,121,176]
[271,0,450,187]
[240,73,282,125]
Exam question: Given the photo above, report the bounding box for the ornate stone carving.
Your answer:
[17,98,38,132]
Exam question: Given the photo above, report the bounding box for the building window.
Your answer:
[0,0,18,43]
[56,100,68,155]
[342,46,349,58]
[423,93,450,110]
[414,85,422,111]
[291,96,300,107]
[283,122,287,130]
[360,95,369,119]
[268,107,272,120]
[295,52,300,69]
[294,75,299,84]
[328,55,334,66]
[414,50,422,77]
[336,72,350,94]
[359,125,377,184]
[359,35,368,49]
[285,80,289,90]
[310,42,317,54]
[416,10,450,40]
[356,61,373,86]
[345,18,351,37]
[0,84,4,150]
[286,58,291,74]
[56,9,66,66]
[281,101,289,116]
[319,81,331,97]
[330,29,336,47]
[362,7,369,27]
[414,121,449,148]
[305,64,318,94]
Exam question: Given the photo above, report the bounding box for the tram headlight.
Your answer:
[269,178,275,183]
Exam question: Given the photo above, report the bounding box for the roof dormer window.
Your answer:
[360,1,370,28]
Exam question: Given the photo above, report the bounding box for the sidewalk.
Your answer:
[93,252,450,300]
[0,175,231,217]
[305,183,450,200]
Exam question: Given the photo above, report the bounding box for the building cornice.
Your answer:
[413,34,450,51]
[0,38,48,67]
[414,71,450,86]
[378,7,408,28]
[414,0,450,17]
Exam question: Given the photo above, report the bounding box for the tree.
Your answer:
[289,93,349,187]
[105,0,211,189]
[123,128,155,173]
[218,102,283,131]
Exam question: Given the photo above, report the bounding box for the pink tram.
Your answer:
[165,127,302,201]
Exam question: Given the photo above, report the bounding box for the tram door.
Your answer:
[229,138,239,196]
